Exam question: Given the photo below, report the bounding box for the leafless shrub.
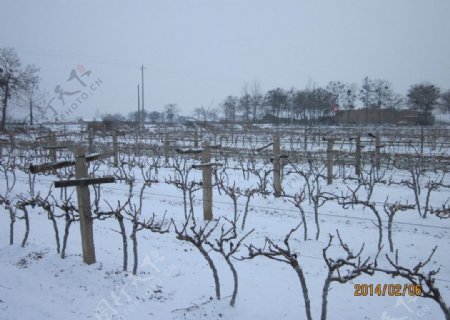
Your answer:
[374,247,450,320]
[172,213,222,300]
[243,223,313,320]
[321,230,376,320]
[206,217,254,306]
[383,201,415,252]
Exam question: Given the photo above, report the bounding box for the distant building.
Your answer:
[334,109,434,126]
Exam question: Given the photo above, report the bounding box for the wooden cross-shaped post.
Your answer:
[255,134,288,196]
[192,141,222,221]
[40,131,69,162]
[30,148,115,265]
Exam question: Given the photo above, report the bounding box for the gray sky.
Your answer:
[1,0,450,120]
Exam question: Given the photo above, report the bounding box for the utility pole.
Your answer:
[137,84,140,131]
[141,65,145,129]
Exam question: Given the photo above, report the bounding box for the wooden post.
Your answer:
[273,133,282,197]
[432,128,436,151]
[355,135,361,177]
[304,127,308,151]
[74,148,96,265]
[202,141,213,221]
[194,128,199,160]
[50,131,57,162]
[112,132,118,165]
[9,133,15,152]
[164,133,170,165]
[194,128,199,148]
[420,127,424,154]
[88,128,94,154]
[375,133,381,170]
[327,139,334,185]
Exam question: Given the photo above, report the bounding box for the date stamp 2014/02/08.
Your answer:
[354,284,423,297]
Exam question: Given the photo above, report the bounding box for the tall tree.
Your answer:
[342,83,357,111]
[372,79,402,110]
[359,77,374,109]
[326,81,345,111]
[249,80,263,123]
[222,95,238,122]
[148,111,161,124]
[407,83,440,112]
[359,77,399,109]
[292,90,308,120]
[0,47,39,130]
[21,77,43,125]
[164,103,178,122]
[194,106,207,121]
[239,92,252,123]
[264,88,287,120]
[439,89,450,113]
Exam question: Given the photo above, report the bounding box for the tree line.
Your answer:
[217,79,449,124]
[2,47,450,129]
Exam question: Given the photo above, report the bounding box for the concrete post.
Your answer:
[202,141,213,221]
[273,133,282,197]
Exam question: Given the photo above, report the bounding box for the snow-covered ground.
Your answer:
[0,148,449,320]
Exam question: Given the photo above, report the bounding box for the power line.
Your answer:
[8,176,450,283]
[13,175,449,232]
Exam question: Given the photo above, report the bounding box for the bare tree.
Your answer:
[21,76,43,125]
[375,247,449,320]
[284,189,308,240]
[0,47,39,130]
[0,194,17,245]
[288,159,334,240]
[338,186,384,252]
[239,84,252,123]
[164,103,178,123]
[243,223,313,320]
[52,193,79,259]
[15,194,39,247]
[215,168,241,223]
[407,82,441,112]
[321,230,376,320]
[383,201,415,252]
[166,157,196,219]
[173,213,222,300]
[206,217,254,306]
[36,191,62,253]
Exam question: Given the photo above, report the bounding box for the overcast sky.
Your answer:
[1,0,450,120]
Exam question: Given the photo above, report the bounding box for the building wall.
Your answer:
[334,109,431,125]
